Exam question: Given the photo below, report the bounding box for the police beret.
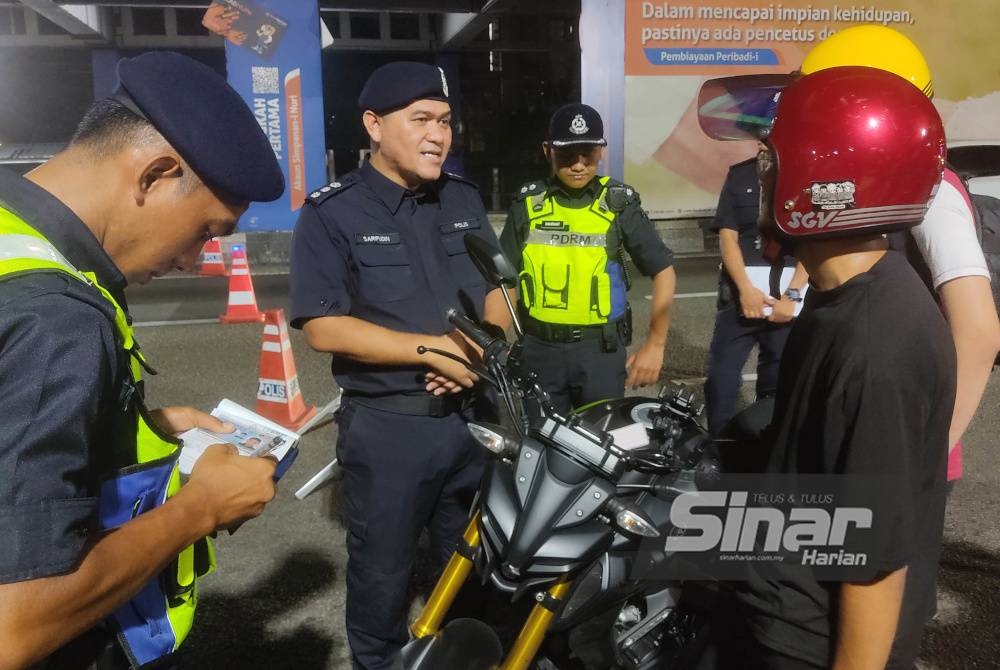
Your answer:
[115,51,285,203]
[548,103,607,147]
[358,61,450,115]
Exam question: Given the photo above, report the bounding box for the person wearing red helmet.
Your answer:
[731,67,956,669]
[799,24,1000,487]
[698,28,999,484]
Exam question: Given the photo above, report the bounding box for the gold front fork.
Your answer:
[499,577,572,670]
[410,514,481,639]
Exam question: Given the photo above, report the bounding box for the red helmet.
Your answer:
[762,66,944,246]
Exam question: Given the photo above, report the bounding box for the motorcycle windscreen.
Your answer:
[697,73,797,141]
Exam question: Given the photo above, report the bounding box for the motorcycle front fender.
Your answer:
[399,618,503,670]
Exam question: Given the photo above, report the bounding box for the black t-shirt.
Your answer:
[738,251,955,667]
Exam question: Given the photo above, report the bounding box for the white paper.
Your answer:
[608,422,650,451]
[178,399,300,475]
[744,266,807,317]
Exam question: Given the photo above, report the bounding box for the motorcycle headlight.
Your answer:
[468,422,520,459]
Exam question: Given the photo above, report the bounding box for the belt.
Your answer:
[344,391,470,417]
[523,315,613,343]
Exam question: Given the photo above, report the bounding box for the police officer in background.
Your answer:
[289,62,511,670]
[703,153,807,435]
[500,103,676,414]
[0,52,281,669]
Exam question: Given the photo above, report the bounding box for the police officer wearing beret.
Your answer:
[499,103,676,413]
[289,62,511,670]
[0,52,282,668]
[703,153,808,435]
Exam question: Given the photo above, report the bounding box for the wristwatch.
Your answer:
[784,287,804,303]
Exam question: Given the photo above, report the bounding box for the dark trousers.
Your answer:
[704,303,792,435]
[520,333,627,415]
[335,399,485,670]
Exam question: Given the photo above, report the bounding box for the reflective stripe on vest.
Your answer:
[519,176,628,325]
[0,206,212,668]
[1,232,78,270]
[0,221,135,352]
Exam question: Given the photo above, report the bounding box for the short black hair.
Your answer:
[70,98,202,192]
[70,98,160,156]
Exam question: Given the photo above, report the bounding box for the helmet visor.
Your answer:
[697,73,798,141]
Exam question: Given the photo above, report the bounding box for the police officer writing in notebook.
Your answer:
[0,52,281,669]
[500,104,676,414]
[289,62,511,670]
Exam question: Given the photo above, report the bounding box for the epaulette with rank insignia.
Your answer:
[306,174,357,205]
[443,171,480,189]
[604,179,640,213]
[514,180,546,202]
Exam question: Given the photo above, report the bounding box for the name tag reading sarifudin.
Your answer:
[355,233,400,245]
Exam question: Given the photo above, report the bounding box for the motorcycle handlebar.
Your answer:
[447,308,501,354]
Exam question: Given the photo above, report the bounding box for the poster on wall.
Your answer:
[624,0,1000,218]
[202,0,325,232]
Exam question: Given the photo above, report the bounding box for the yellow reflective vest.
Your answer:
[518,176,629,325]
[0,205,213,668]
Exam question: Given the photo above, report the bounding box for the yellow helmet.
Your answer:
[800,25,933,98]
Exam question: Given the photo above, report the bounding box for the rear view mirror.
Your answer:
[463,233,524,339]
[463,234,518,288]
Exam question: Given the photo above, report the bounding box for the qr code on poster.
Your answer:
[252,66,279,95]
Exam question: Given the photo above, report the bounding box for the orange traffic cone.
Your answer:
[256,309,317,430]
[219,244,265,323]
[199,239,227,276]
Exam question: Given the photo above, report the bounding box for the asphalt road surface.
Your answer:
[125,257,1000,669]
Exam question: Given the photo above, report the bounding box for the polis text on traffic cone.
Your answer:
[219,244,265,323]
[198,238,227,277]
[256,309,317,430]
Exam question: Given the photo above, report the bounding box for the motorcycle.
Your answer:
[402,236,721,670]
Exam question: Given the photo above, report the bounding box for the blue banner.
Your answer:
[642,48,778,67]
[205,0,326,231]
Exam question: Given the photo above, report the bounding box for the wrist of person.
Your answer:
[644,333,667,348]
[171,483,217,539]
[783,287,804,303]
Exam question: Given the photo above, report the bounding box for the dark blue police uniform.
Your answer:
[0,167,130,669]
[290,160,499,668]
[0,51,283,669]
[704,158,794,435]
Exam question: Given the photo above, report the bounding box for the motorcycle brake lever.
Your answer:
[416,345,499,387]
